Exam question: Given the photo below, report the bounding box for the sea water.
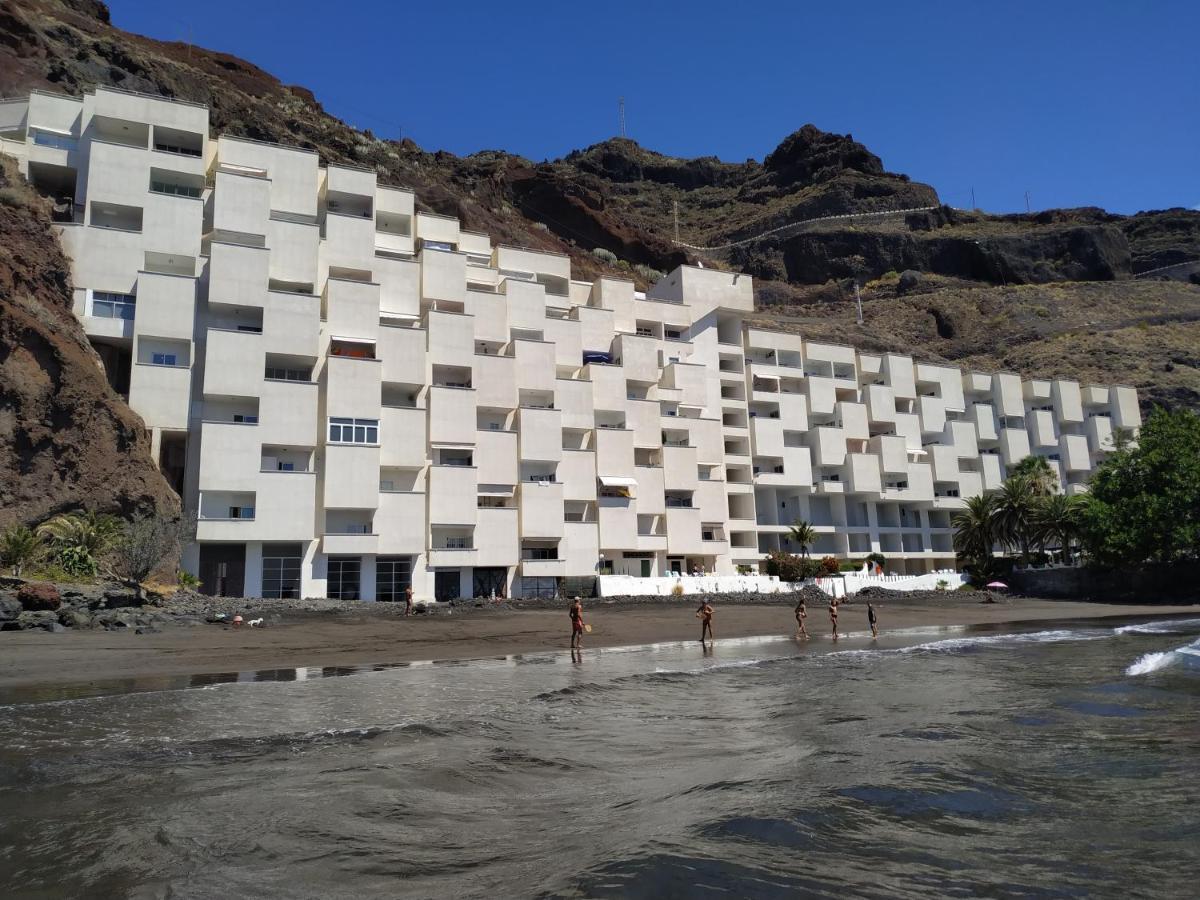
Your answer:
[1,616,1199,898]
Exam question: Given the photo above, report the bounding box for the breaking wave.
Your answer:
[1125,639,1200,676]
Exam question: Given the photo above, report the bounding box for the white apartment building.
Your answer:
[0,88,1143,601]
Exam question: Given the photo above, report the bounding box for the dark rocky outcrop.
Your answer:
[0,157,180,529]
[16,582,61,611]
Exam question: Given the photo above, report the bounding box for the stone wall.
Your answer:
[1009,563,1200,603]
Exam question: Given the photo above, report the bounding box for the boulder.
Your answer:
[897,269,922,294]
[16,610,59,631]
[101,588,142,609]
[58,608,93,629]
[17,582,61,611]
[0,595,21,622]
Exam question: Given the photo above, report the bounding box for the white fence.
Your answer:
[597,574,790,598]
[814,569,967,598]
[597,570,967,599]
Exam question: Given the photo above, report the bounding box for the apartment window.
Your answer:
[444,536,471,549]
[265,366,310,381]
[422,239,455,252]
[328,417,379,444]
[233,413,258,424]
[92,291,136,320]
[528,473,556,483]
[227,505,255,519]
[376,556,413,602]
[152,352,178,366]
[277,461,295,472]
[153,141,202,157]
[524,547,558,561]
[262,544,302,599]
[327,557,361,600]
[150,179,202,198]
[32,129,77,151]
[636,327,654,337]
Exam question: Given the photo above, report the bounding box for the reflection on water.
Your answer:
[1,618,1199,898]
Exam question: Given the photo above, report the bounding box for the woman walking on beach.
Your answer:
[829,598,839,641]
[867,602,879,638]
[569,597,586,651]
[696,600,715,645]
[794,599,808,640]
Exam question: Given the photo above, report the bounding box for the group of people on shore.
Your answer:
[568,596,879,651]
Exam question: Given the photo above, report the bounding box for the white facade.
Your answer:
[0,88,1143,600]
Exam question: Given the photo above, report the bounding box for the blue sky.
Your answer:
[111,0,1198,214]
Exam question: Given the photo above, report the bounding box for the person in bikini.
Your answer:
[569,597,586,650]
[696,600,715,644]
[794,598,809,640]
[829,597,840,640]
[867,602,879,638]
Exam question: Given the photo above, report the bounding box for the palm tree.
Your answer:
[1009,455,1058,496]
[788,520,817,558]
[0,525,43,576]
[993,475,1040,563]
[1032,493,1087,564]
[37,510,121,561]
[952,493,998,572]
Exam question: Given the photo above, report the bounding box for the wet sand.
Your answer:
[1,597,1197,691]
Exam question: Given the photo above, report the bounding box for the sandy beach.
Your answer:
[2,596,1197,692]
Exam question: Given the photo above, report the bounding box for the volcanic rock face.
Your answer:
[0,158,179,529]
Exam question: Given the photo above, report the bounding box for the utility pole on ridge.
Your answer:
[619,97,626,138]
[673,199,679,243]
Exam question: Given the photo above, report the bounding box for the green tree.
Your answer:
[1081,408,1200,566]
[0,525,43,576]
[1010,455,1058,496]
[37,510,122,577]
[788,520,817,558]
[952,493,998,574]
[993,475,1040,562]
[1032,492,1087,564]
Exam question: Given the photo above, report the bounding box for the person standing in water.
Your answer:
[867,602,879,638]
[696,600,715,644]
[794,598,809,640]
[829,597,839,640]
[569,597,586,651]
[404,585,414,617]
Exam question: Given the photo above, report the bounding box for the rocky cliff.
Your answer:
[0,156,179,528]
[0,0,1197,432]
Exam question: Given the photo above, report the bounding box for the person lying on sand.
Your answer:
[696,601,715,644]
[795,599,808,640]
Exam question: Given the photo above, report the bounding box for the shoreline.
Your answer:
[1,597,1197,697]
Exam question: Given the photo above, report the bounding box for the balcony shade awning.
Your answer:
[598,475,638,499]
[477,486,514,497]
[752,373,781,384]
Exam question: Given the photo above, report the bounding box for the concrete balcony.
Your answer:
[259,379,318,446]
[322,532,379,555]
[376,491,426,553]
[128,361,190,430]
[598,496,638,551]
[428,386,477,445]
[379,323,426,386]
[475,354,518,410]
[213,168,269,237]
[515,340,557,393]
[521,558,567,577]
[1060,434,1091,472]
[429,464,478,525]
[999,427,1031,466]
[427,546,478,568]
[845,453,882,494]
[662,444,698,491]
[381,406,427,469]
[198,421,260,492]
[750,415,785,458]
[325,353,382,421]
[208,241,269,308]
[324,211,375,271]
[195,518,258,542]
[518,406,562,462]
[324,444,381,510]
[519,481,564,539]
[665,506,704,555]
[255,472,317,540]
[420,248,466,305]
[475,508,519,567]
[560,449,597,501]
[326,163,377,200]
[263,290,320,359]
[476,428,518,485]
[426,309,474,366]
[557,378,594,431]
[267,217,319,287]
[131,272,195,342]
[324,278,380,344]
[203,328,263,398]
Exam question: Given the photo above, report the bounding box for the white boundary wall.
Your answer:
[597,574,791,597]
[815,570,968,598]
